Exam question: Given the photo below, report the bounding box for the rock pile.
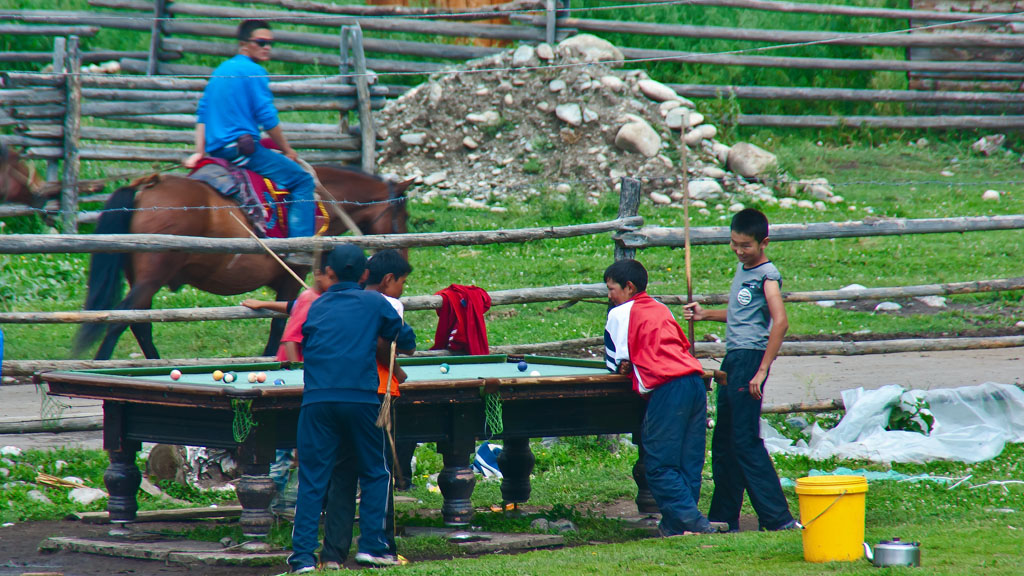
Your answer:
[375,35,841,212]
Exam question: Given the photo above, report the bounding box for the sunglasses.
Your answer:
[248,39,273,48]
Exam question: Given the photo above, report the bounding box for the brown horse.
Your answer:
[0,143,43,208]
[0,147,411,360]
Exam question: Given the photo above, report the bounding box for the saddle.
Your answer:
[187,157,327,239]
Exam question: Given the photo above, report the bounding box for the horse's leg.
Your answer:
[94,281,163,360]
[265,278,302,356]
[264,317,287,357]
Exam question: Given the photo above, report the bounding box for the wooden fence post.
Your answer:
[61,35,82,234]
[545,0,557,45]
[346,24,376,173]
[146,0,169,76]
[47,37,67,185]
[615,177,641,261]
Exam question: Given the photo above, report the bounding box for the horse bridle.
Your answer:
[367,179,407,234]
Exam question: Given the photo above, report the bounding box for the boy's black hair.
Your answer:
[731,208,770,243]
[603,259,648,292]
[326,244,366,282]
[366,249,412,285]
[237,19,271,42]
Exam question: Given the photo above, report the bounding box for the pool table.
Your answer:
[37,355,713,535]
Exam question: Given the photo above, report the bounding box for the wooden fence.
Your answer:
[1,25,382,231]
[6,0,1024,131]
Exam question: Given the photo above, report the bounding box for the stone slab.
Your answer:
[39,536,288,567]
[402,526,564,553]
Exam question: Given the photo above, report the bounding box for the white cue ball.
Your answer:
[247,372,258,383]
[529,370,541,376]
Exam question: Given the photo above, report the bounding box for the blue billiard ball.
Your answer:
[517,361,528,372]
[439,363,450,374]
[273,378,285,386]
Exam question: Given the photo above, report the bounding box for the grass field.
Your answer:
[2,137,1022,360]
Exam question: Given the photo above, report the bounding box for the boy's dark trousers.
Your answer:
[642,372,710,535]
[321,434,399,564]
[288,402,392,571]
[708,349,794,531]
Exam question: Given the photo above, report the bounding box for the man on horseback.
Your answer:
[184,19,315,266]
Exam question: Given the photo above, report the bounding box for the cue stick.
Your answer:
[228,211,311,291]
[681,117,695,348]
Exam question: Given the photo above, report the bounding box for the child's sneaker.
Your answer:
[355,552,400,567]
[319,561,343,570]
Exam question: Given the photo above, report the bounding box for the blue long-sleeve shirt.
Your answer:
[301,282,416,406]
[196,54,280,153]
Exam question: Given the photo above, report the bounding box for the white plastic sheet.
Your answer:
[764,383,1024,464]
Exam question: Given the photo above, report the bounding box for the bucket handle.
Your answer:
[797,489,848,530]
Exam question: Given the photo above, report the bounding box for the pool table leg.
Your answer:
[102,402,142,524]
[437,439,476,526]
[234,413,278,538]
[632,429,660,514]
[497,437,534,504]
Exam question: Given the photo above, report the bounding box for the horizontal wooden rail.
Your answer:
[735,114,1024,129]
[515,15,1024,48]
[22,145,360,163]
[633,0,1024,25]
[619,46,1024,75]
[616,215,1024,248]
[669,83,1024,104]
[0,216,643,254]
[3,276,1022,324]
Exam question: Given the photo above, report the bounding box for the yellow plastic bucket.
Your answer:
[795,475,869,563]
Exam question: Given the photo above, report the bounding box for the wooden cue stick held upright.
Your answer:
[228,211,311,291]
[681,116,695,348]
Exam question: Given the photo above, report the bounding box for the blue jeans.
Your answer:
[642,373,711,535]
[209,141,315,237]
[708,349,794,531]
[288,402,392,571]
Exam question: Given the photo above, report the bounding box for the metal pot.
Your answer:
[864,538,921,567]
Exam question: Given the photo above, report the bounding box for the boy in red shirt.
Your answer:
[242,260,331,362]
[604,259,717,536]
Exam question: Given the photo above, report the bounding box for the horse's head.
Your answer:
[0,143,43,207]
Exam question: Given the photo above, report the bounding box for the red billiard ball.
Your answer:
[169,369,182,380]
[256,372,267,383]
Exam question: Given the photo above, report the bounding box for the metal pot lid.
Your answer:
[877,538,920,549]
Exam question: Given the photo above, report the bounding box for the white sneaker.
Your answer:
[355,552,400,567]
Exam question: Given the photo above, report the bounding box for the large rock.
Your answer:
[512,45,538,68]
[727,142,778,178]
[557,34,624,64]
[555,103,583,126]
[614,119,661,157]
[688,179,725,200]
[637,79,680,103]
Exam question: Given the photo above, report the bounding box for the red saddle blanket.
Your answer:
[188,157,327,238]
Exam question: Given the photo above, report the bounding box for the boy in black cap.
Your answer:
[287,244,416,573]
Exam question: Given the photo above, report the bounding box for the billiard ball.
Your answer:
[273,378,285,386]
[212,370,224,381]
[169,369,182,381]
[529,370,541,376]
[223,372,236,383]
[247,372,258,383]
[256,372,267,383]
[517,361,528,372]
[439,363,450,374]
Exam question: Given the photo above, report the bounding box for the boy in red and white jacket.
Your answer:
[604,259,717,536]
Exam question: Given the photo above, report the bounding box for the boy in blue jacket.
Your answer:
[287,245,415,573]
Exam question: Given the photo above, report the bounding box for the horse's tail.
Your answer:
[72,186,136,356]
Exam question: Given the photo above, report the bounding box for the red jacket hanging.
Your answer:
[432,285,491,355]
